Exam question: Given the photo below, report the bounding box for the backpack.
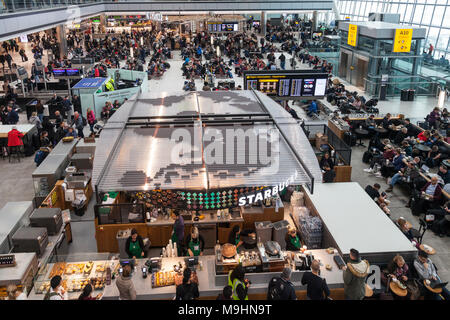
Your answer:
[362,151,372,164]
[82,116,87,127]
[267,277,285,300]
[43,290,60,300]
[34,150,48,166]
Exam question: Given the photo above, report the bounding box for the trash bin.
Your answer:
[255,221,273,244]
[117,229,131,259]
[408,89,415,101]
[400,89,408,101]
[272,220,290,250]
[72,196,86,217]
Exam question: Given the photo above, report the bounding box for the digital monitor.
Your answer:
[243,70,328,100]
[208,21,238,32]
[66,69,81,77]
[52,69,66,77]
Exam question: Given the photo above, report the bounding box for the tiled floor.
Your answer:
[0,39,448,280]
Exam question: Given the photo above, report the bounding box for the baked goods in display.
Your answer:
[49,262,66,278]
[222,243,237,258]
[152,271,176,288]
[83,261,94,274]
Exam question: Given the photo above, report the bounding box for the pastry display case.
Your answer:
[32,253,118,299]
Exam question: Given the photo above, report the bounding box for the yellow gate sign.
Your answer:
[393,29,413,52]
[347,24,358,47]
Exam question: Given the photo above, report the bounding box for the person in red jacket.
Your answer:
[7,126,24,147]
[86,108,96,133]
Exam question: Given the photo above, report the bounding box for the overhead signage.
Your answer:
[347,24,357,47]
[238,171,299,206]
[243,70,328,100]
[393,28,413,52]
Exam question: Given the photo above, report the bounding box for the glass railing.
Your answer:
[364,74,440,97]
[0,0,102,14]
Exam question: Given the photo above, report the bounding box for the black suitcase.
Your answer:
[362,151,372,164]
[410,198,422,216]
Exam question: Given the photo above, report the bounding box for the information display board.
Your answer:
[243,70,328,100]
[52,68,82,77]
[393,28,413,53]
[207,21,239,33]
[347,24,358,47]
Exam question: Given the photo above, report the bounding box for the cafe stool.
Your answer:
[8,146,22,163]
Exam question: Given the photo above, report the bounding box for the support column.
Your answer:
[312,11,318,32]
[260,11,267,37]
[56,24,67,60]
[100,14,106,34]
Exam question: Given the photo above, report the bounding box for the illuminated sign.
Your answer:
[393,28,413,52]
[243,70,328,100]
[347,24,358,47]
[238,171,299,206]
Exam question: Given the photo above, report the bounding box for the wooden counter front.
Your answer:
[241,205,284,229]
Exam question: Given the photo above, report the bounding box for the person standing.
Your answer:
[342,248,370,300]
[62,96,73,121]
[72,95,82,114]
[6,285,27,300]
[72,111,84,138]
[115,264,136,300]
[44,275,68,300]
[36,99,44,122]
[175,268,200,300]
[6,105,19,124]
[301,260,330,300]
[171,210,184,256]
[279,52,286,70]
[185,226,205,257]
[125,228,145,259]
[87,108,96,134]
[267,267,297,300]
[228,265,250,300]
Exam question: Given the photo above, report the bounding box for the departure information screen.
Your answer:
[243,70,328,100]
[207,22,239,32]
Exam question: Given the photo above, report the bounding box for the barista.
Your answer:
[285,226,302,251]
[171,210,184,256]
[228,225,244,251]
[229,226,256,252]
[125,228,145,259]
[185,226,205,257]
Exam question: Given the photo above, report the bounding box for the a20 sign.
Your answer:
[393,29,413,53]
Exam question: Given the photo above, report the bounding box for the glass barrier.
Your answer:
[0,0,102,14]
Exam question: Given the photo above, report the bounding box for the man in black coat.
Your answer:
[267,268,297,300]
[365,183,381,201]
[6,105,19,124]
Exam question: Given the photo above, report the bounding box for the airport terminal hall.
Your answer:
[1,0,450,303]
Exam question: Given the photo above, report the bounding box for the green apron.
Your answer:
[188,239,201,256]
[235,235,241,253]
[128,240,142,258]
[290,235,301,250]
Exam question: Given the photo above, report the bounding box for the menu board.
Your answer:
[243,70,328,100]
[207,22,238,32]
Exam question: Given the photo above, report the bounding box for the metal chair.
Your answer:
[8,146,22,163]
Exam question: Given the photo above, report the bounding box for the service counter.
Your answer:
[95,210,245,252]
[102,250,345,300]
